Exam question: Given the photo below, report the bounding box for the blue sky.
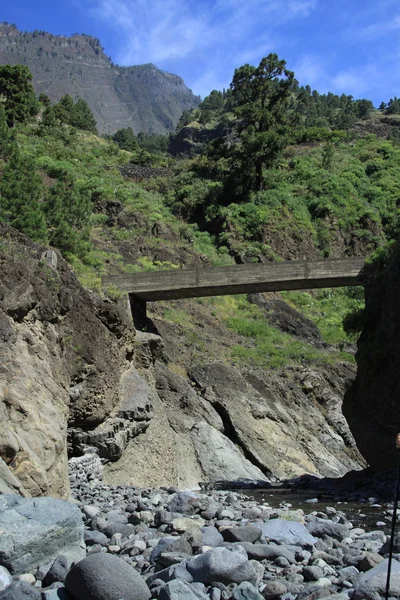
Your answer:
[2,0,400,104]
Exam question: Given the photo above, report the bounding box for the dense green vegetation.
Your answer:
[1,57,400,369]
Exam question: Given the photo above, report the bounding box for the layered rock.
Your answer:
[104,359,365,487]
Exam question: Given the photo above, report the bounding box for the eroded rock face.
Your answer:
[0,225,137,497]
[105,358,365,488]
[343,250,400,471]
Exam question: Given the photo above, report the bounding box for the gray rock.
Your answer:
[146,562,193,586]
[221,526,262,544]
[303,566,325,581]
[41,587,70,600]
[168,492,203,515]
[352,572,400,600]
[65,552,151,600]
[42,556,69,586]
[191,423,267,483]
[262,580,288,599]
[150,538,176,564]
[200,527,224,548]
[256,519,317,547]
[186,548,257,585]
[0,567,12,592]
[358,553,384,572]
[239,542,295,564]
[380,532,400,555]
[157,552,193,569]
[0,495,85,575]
[159,580,209,600]
[307,521,350,541]
[102,522,135,538]
[82,505,100,520]
[357,557,400,583]
[0,581,42,599]
[84,530,109,547]
[232,581,264,600]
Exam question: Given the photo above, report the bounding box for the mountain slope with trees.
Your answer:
[1,54,400,493]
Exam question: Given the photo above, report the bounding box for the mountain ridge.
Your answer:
[0,23,200,134]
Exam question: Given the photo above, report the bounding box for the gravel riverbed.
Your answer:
[1,451,400,600]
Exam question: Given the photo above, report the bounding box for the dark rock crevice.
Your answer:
[212,401,274,480]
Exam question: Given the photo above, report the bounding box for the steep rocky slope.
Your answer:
[343,249,400,471]
[0,224,366,497]
[0,23,200,134]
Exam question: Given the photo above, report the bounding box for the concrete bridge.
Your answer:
[102,257,366,327]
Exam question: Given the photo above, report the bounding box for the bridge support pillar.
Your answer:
[129,294,147,330]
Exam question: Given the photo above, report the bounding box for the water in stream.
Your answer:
[241,489,396,535]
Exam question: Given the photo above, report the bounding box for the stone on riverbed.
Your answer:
[0,581,42,599]
[352,558,400,600]
[0,495,85,575]
[65,552,151,600]
[307,521,350,540]
[186,547,257,585]
[159,579,209,600]
[255,519,317,547]
[239,542,296,564]
[221,525,262,544]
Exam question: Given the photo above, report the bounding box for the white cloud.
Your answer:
[293,54,327,86]
[83,0,318,72]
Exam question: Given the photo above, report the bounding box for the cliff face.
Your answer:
[0,225,365,498]
[0,24,200,134]
[0,224,139,497]
[343,251,400,471]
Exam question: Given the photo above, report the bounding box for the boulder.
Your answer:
[256,519,317,546]
[0,495,85,575]
[352,558,400,600]
[159,580,209,600]
[307,521,350,540]
[186,548,257,585]
[221,526,262,544]
[232,581,264,600]
[200,527,224,548]
[65,553,151,600]
[239,542,295,564]
[42,556,69,586]
[0,581,42,599]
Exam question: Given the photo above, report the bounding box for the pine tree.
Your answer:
[230,54,296,192]
[0,64,38,126]
[53,94,75,125]
[112,127,138,151]
[0,149,47,241]
[71,98,97,133]
[38,92,51,108]
[45,176,91,256]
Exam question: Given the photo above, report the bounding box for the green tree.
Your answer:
[0,149,47,241]
[199,90,225,123]
[386,97,400,115]
[112,127,138,151]
[45,176,91,256]
[70,98,97,133]
[0,64,38,126]
[38,92,51,108]
[230,54,296,191]
[0,103,14,158]
[53,94,75,125]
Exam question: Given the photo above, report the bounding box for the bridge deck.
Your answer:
[102,257,366,302]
